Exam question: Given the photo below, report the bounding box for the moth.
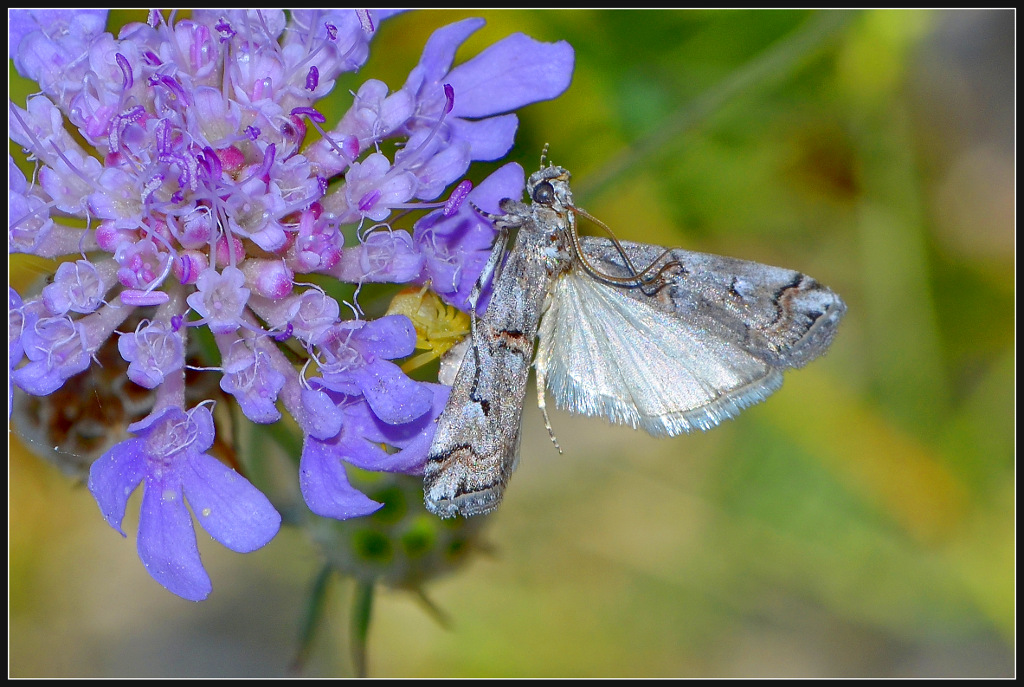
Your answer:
[424,161,846,518]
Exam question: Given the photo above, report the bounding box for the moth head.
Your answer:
[527,165,573,210]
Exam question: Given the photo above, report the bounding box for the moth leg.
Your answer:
[534,351,563,455]
[467,200,527,319]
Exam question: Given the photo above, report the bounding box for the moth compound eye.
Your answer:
[532,181,555,205]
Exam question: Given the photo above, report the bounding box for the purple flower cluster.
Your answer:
[9,10,573,600]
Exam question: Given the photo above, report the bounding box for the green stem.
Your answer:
[290,564,333,675]
[351,580,376,678]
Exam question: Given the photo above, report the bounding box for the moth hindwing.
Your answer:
[423,165,845,518]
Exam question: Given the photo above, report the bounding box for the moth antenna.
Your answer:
[637,257,684,296]
[540,143,550,169]
[567,205,681,290]
[468,200,500,223]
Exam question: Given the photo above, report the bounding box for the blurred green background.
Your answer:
[9,9,1014,677]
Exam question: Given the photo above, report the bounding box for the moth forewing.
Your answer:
[423,168,573,518]
[579,238,847,369]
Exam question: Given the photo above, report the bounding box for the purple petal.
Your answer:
[128,405,216,455]
[10,10,108,77]
[406,18,485,92]
[332,230,425,283]
[295,386,344,440]
[422,254,461,295]
[467,161,526,213]
[299,435,383,519]
[219,353,286,424]
[449,114,519,161]
[352,358,434,425]
[118,322,185,390]
[181,453,281,553]
[410,163,524,309]
[342,385,450,474]
[412,163,523,246]
[354,314,417,360]
[9,288,25,364]
[12,357,84,396]
[412,143,472,200]
[326,418,394,472]
[13,314,91,395]
[137,475,211,602]
[8,10,108,52]
[446,33,574,119]
[87,438,148,536]
[8,11,41,57]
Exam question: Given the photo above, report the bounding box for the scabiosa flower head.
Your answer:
[9,9,573,599]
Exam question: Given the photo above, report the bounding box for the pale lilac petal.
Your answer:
[332,230,425,283]
[220,348,286,424]
[181,453,281,552]
[10,10,108,79]
[118,322,185,389]
[13,314,91,395]
[186,267,249,335]
[42,259,107,314]
[87,438,149,536]
[137,475,211,602]
[8,10,107,52]
[288,289,341,343]
[333,79,415,147]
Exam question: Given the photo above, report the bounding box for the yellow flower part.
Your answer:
[386,286,471,373]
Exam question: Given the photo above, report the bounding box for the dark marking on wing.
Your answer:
[495,328,532,354]
[769,273,808,325]
[576,235,845,370]
[428,442,473,462]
